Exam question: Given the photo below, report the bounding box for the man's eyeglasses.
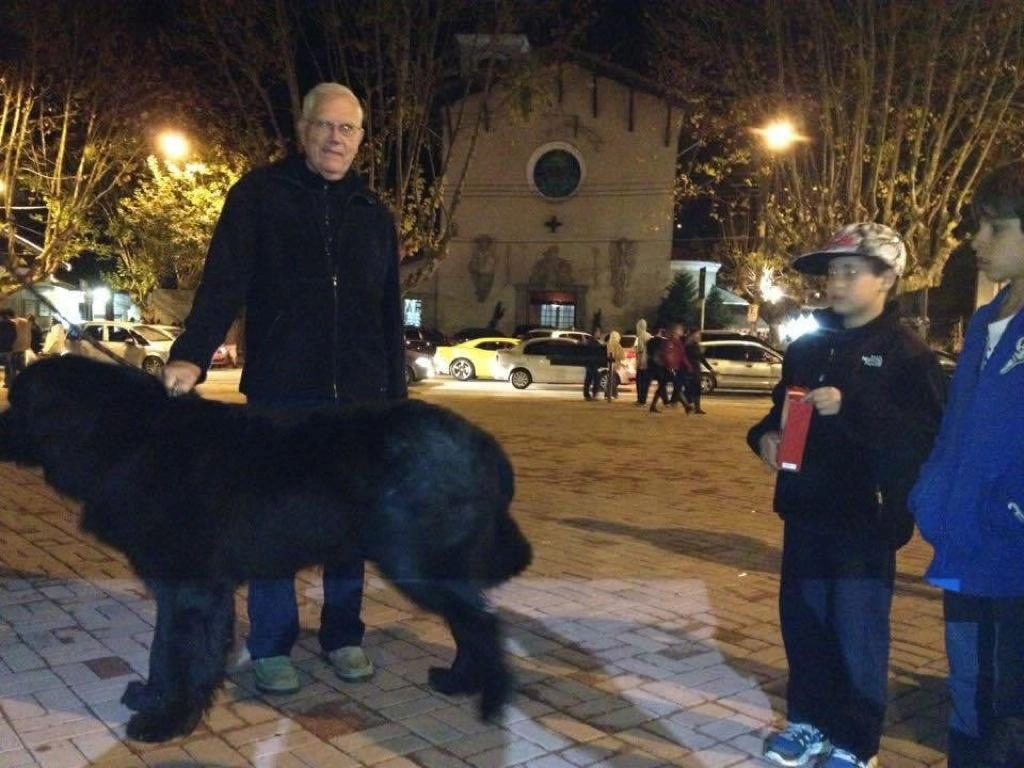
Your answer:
[309,120,362,137]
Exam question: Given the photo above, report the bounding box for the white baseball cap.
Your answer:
[792,222,907,276]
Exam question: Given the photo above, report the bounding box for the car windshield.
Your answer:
[133,325,177,342]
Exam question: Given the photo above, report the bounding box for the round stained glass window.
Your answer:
[527,143,584,199]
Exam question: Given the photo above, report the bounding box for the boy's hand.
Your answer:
[758,430,782,470]
[806,386,842,415]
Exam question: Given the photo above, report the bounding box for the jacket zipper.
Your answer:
[322,183,340,402]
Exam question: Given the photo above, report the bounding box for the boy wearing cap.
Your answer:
[748,223,945,768]
[911,163,1024,768]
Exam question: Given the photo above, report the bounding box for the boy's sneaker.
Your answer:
[252,655,300,694]
[818,748,876,768]
[327,646,374,682]
[763,722,831,766]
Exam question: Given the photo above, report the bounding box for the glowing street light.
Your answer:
[759,267,786,304]
[752,119,808,152]
[156,130,190,162]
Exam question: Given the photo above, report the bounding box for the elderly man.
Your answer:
[163,82,406,694]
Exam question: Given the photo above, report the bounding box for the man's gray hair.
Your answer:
[301,83,364,124]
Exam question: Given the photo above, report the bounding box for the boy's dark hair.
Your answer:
[971,161,1024,225]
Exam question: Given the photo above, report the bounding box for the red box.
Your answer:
[778,387,812,472]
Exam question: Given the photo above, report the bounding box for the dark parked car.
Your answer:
[404,326,449,354]
[450,327,499,344]
[404,348,436,385]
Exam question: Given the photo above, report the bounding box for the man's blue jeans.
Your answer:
[244,397,367,659]
[247,559,366,658]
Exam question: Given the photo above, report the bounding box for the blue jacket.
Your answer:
[911,286,1024,597]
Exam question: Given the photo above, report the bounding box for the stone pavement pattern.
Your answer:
[0,385,950,767]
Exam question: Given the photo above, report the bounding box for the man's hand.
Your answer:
[758,430,782,470]
[162,360,202,397]
[805,386,842,416]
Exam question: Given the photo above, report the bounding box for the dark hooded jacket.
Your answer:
[747,304,944,546]
[170,155,406,404]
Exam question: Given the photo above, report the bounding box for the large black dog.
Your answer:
[0,356,531,742]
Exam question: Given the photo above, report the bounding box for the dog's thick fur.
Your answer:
[0,356,531,742]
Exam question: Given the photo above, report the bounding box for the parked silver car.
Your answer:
[496,338,611,390]
[67,321,173,376]
[699,338,782,393]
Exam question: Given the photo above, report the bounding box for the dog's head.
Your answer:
[0,356,169,498]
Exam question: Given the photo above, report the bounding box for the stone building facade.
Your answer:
[405,55,683,336]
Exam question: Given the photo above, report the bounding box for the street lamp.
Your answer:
[759,267,786,304]
[156,130,190,162]
[751,119,808,152]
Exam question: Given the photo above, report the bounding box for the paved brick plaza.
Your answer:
[0,381,949,767]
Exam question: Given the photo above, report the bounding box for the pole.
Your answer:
[697,267,707,330]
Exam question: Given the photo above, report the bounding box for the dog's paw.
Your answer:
[478,666,512,722]
[428,665,482,696]
[121,681,165,713]
[125,706,201,742]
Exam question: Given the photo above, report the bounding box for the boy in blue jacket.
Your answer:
[911,162,1024,768]
[749,223,945,768]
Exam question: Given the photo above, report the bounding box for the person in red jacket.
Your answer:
[651,323,693,413]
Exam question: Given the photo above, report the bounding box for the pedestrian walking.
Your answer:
[581,332,604,400]
[634,318,653,406]
[0,309,15,388]
[11,315,30,377]
[604,330,625,400]
[41,322,67,357]
[684,329,706,414]
[27,315,43,356]
[646,328,671,413]
[652,323,692,413]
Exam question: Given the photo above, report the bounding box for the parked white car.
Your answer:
[67,321,174,376]
[496,337,612,390]
[521,328,595,344]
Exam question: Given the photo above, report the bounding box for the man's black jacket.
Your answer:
[747,304,945,546]
[170,156,406,404]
